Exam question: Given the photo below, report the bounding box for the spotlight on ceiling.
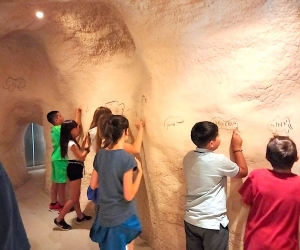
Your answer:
[36,11,44,19]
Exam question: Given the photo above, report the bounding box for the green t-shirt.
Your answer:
[51,125,66,161]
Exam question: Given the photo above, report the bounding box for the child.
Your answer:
[88,108,144,209]
[54,120,92,230]
[183,121,248,250]
[239,135,300,250]
[89,115,143,250]
[88,106,144,154]
[47,109,81,212]
[88,106,112,152]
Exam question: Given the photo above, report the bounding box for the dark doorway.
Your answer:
[24,123,45,168]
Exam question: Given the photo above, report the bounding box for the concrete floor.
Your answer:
[15,169,152,250]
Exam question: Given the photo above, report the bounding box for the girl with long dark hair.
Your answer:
[54,119,92,230]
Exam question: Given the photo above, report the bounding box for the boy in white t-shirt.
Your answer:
[183,121,248,250]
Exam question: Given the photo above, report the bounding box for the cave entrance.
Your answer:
[24,123,46,170]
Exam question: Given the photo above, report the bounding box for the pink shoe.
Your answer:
[49,203,60,212]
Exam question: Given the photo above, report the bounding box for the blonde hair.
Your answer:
[89,107,112,129]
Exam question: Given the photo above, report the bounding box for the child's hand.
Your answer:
[82,134,91,148]
[82,134,87,146]
[231,129,243,151]
[135,119,144,130]
[86,133,92,147]
[135,157,142,174]
[75,108,82,115]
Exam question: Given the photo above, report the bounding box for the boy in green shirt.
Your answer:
[47,109,81,211]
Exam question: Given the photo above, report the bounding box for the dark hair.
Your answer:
[89,107,112,129]
[191,121,219,148]
[60,120,80,158]
[266,135,298,169]
[95,113,111,151]
[47,111,58,125]
[102,115,129,149]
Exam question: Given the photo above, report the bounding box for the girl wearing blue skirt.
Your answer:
[89,115,143,250]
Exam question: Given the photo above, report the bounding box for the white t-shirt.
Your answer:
[88,127,97,153]
[67,141,79,160]
[183,147,239,230]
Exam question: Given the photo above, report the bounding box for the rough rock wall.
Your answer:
[0,0,300,249]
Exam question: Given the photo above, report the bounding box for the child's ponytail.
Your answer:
[102,115,129,149]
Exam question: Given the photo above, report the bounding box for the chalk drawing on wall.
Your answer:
[105,101,125,115]
[267,117,293,134]
[125,108,138,117]
[140,95,148,119]
[3,77,26,92]
[164,116,184,129]
[80,106,89,117]
[141,95,148,104]
[211,117,239,131]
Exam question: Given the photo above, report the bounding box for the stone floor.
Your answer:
[15,169,152,250]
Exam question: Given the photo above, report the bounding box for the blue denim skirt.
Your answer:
[90,214,142,250]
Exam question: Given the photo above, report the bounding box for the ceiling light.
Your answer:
[36,11,44,19]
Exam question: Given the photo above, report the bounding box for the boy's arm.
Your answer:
[231,130,248,178]
[74,108,82,125]
[233,151,248,178]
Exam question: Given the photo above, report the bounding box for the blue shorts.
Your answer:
[90,214,142,250]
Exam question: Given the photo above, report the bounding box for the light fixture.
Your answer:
[36,11,44,19]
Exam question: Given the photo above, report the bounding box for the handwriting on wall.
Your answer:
[105,100,125,115]
[267,117,293,134]
[211,117,238,131]
[164,116,184,129]
[2,77,26,92]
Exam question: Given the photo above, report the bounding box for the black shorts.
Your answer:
[67,161,84,181]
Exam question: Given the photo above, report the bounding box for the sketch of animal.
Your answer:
[164,116,184,129]
[105,100,125,115]
[125,108,138,117]
[267,117,293,134]
[3,77,26,92]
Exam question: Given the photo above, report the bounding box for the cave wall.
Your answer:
[0,1,300,249]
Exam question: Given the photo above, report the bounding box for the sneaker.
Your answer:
[76,214,92,224]
[54,218,71,231]
[49,203,60,212]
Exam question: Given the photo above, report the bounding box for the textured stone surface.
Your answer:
[0,0,300,249]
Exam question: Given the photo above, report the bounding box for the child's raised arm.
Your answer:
[124,120,144,154]
[231,129,248,178]
[123,158,143,201]
[74,108,82,125]
[70,144,89,162]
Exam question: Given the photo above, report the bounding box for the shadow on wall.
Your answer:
[227,150,248,249]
